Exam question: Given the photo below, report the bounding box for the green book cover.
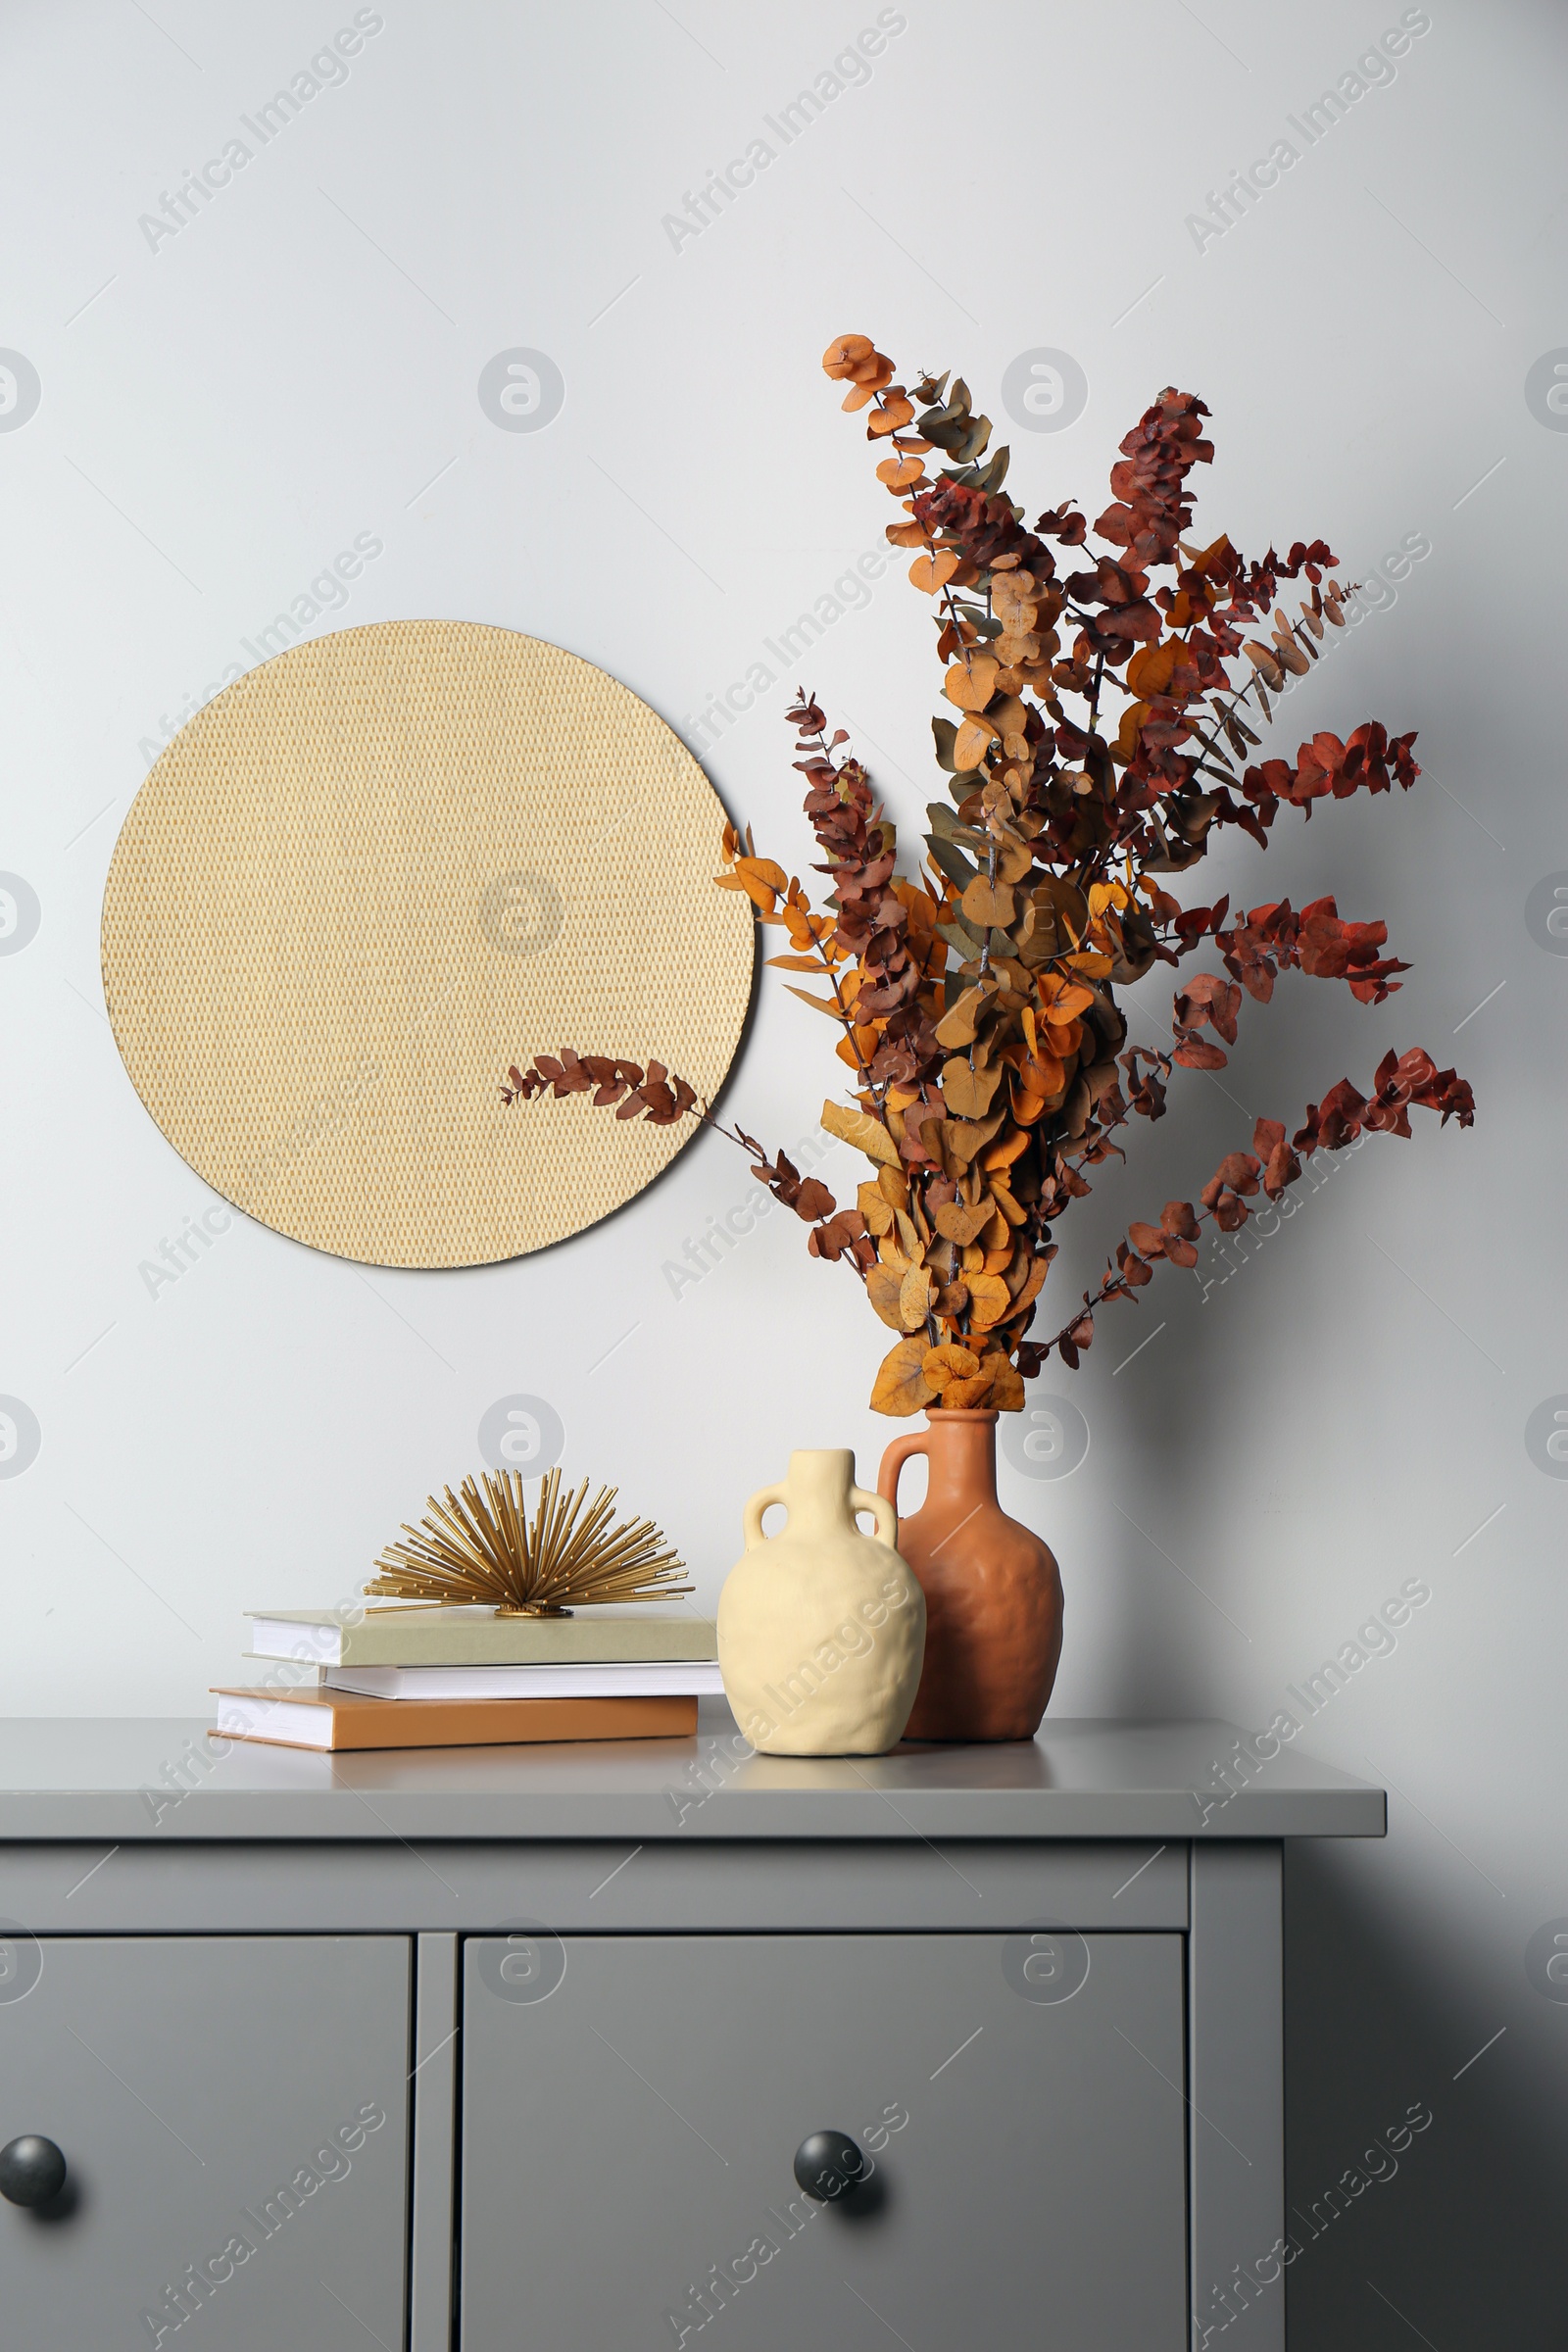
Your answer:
[248,1606,717,1668]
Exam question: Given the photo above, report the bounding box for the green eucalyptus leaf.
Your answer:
[931,716,959,774]
[926,836,979,892]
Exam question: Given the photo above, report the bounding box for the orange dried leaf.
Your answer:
[1038,978,1096,1024]
[725,864,781,913]
[784,985,848,1019]
[981,1128,1032,1172]
[980,1206,1011,1256]
[939,1056,1004,1121]
[961,875,1016,929]
[922,1344,980,1390]
[942,1106,1007,1166]
[867,1264,910,1331]
[935,982,996,1050]
[858,1181,895,1237]
[820,1099,902,1169]
[966,1273,1011,1328]
[1010,1256,1051,1318]
[1019,1049,1068,1100]
[1125,639,1180,699]
[871,1336,936,1417]
[898,1265,935,1331]
[893,1207,923,1263]
[989,1184,1027,1228]
[822,332,875,379]
[908,550,959,595]
[867,395,914,437]
[934,1198,994,1246]
[943,657,1000,713]
[954,715,999,770]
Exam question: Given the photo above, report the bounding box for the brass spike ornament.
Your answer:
[368,1467,691,1616]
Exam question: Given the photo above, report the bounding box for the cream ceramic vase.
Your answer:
[717,1449,926,1756]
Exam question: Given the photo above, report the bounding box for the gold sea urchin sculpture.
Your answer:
[368,1466,692,1617]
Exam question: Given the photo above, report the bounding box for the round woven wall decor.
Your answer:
[101,620,754,1268]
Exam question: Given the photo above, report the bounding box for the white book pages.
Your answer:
[324,1660,727,1701]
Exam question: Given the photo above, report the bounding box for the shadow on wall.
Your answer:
[1284,1842,1563,2346]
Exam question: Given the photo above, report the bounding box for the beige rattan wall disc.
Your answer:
[101,620,754,1267]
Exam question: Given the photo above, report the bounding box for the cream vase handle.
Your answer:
[850,1485,899,1550]
[742,1482,789,1549]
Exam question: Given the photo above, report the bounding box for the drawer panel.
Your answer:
[0,1838,1188,1936]
[0,1935,410,2350]
[460,1931,1187,2348]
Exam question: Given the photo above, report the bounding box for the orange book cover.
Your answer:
[211,1685,698,1752]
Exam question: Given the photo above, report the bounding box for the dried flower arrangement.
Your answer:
[368,1467,690,1616]
[504,335,1474,1416]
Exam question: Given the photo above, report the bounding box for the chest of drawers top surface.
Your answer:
[0,1710,1384,1842]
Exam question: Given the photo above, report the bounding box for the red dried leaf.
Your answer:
[792,1178,838,1222]
[1173,972,1242,1045]
[1213,1152,1260,1195]
[1116,1242,1154,1287]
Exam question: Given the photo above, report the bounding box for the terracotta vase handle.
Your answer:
[742,1481,788,1548]
[849,1484,898,1549]
[877,1432,930,1530]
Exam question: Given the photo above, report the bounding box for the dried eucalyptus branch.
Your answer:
[497,339,1474,1415]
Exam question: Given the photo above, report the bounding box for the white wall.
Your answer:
[1,0,1561,2336]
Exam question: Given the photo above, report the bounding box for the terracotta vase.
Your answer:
[717,1450,926,1757]
[877,1409,1062,1742]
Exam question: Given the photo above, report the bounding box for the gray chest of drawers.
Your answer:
[0,1713,1383,2350]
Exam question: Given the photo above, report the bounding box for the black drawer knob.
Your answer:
[793,2129,866,2201]
[0,2136,67,2208]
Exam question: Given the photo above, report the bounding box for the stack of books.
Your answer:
[212,1606,720,1751]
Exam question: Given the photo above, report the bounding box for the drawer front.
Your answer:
[0,1935,410,2350]
[461,1932,1187,2348]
